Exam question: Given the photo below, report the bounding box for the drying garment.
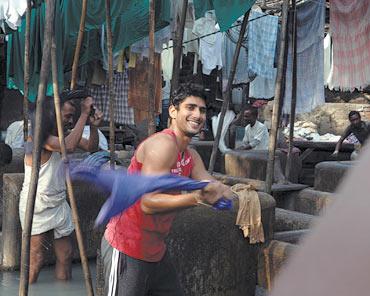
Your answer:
[0,0,27,31]
[19,152,74,238]
[329,1,370,91]
[193,11,223,75]
[130,26,171,59]
[323,33,333,87]
[232,183,264,244]
[283,0,325,114]
[193,0,257,32]
[222,15,250,88]
[128,53,162,124]
[249,74,276,99]
[5,120,24,149]
[70,167,232,226]
[161,40,174,83]
[248,10,279,80]
[211,110,236,154]
[89,70,135,125]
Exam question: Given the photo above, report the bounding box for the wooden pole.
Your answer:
[147,0,156,135]
[208,11,250,174]
[23,0,31,141]
[265,0,290,194]
[51,37,95,296]
[18,0,55,295]
[285,0,297,180]
[70,0,88,90]
[170,0,188,98]
[105,0,115,166]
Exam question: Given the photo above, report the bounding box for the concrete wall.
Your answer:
[1,173,275,296]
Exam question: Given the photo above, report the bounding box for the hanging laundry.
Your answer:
[222,15,250,88]
[193,0,256,32]
[329,1,370,91]
[161,40,174,84]
[89,70,135,125]
[248,10,279,80]
[323,33,333,87]
[193,11,223,75]
[128,53,162,124]
[249,75,276,99]
[211,110,236,154]
[283,0,325,114]
[130,26,171,59]
[0,0,27,31]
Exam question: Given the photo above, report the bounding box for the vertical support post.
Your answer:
[18,1,55,295]
[70,0,88,90]
[285,0,297,180]
[208,11,250,174]
[265,0,290,194]
[51,37,95,296]
[170,0,188,98]
[105,0,115,166]
[23,0,31,141]
[148,0,156,135]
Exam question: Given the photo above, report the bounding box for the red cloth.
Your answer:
[105,129,193,262]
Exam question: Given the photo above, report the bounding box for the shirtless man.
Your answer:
[19,90,103,283]
[101,84,234,296]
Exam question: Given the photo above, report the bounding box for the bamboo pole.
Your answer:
[170,0,188,98]
[148,0,156,135]
[51,37,95,296]
[23,0,31,141]
[105,0,115,166]
[18,1,55,295]
[208,11,250,174]
[285,0,297,180]
[265,0,290,194]
[70,0,88,90]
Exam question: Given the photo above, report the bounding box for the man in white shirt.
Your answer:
[238,107,269,150]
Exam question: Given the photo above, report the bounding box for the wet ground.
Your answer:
[0,262,96,295]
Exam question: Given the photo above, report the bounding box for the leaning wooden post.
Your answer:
[147,0,156,135]
[208,11,250,174]
[265,0,290,194]
[70,0,88,90]
[285,0,297,180]
[18,0,55,295]
[51,37,95,296]
[23,0,31,141]
[170,0,188,98]
[105,0,115,166]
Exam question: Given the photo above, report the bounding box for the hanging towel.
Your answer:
[283,0,325,114]
[248,10,279,80]
[161,40,174,83]
[211,110,236,154]
[89,70,135,125]
[70,167,232,225]
[329,1,370,91]
[249,74,277,99]
[232,183,264,244]
[323,33,333,87]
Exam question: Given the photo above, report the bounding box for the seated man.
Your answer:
[333,111,370,159]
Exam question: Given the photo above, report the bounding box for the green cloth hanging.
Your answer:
[7,0,171,102]
[193,0,256,32]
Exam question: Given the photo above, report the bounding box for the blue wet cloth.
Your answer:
[71,167,232,225]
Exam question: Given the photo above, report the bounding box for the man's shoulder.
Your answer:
[142,132,177,152]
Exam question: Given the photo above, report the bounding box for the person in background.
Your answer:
[0,142,12,165]
[333,111,370,159]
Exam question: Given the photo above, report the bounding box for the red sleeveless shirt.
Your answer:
[104,129,193,262]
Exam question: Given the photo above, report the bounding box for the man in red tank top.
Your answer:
[101,85,233,296]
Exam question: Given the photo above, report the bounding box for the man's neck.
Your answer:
[169,127,192,152]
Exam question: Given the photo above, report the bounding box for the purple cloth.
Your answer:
[71,167,232,225]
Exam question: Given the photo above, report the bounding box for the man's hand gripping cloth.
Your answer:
[232,184,265,244]
[70,166,232,226]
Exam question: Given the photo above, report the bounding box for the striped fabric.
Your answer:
[329,0,370,91]
[89,70,135,125]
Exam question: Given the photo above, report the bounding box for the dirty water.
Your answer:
[0,262,96,295]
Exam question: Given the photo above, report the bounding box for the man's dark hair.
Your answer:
[349,110,361,119]
[0,143,12,165]
[244,106,259,117]
[170,84,206,109]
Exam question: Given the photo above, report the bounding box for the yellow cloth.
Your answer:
[232,183,265,244]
